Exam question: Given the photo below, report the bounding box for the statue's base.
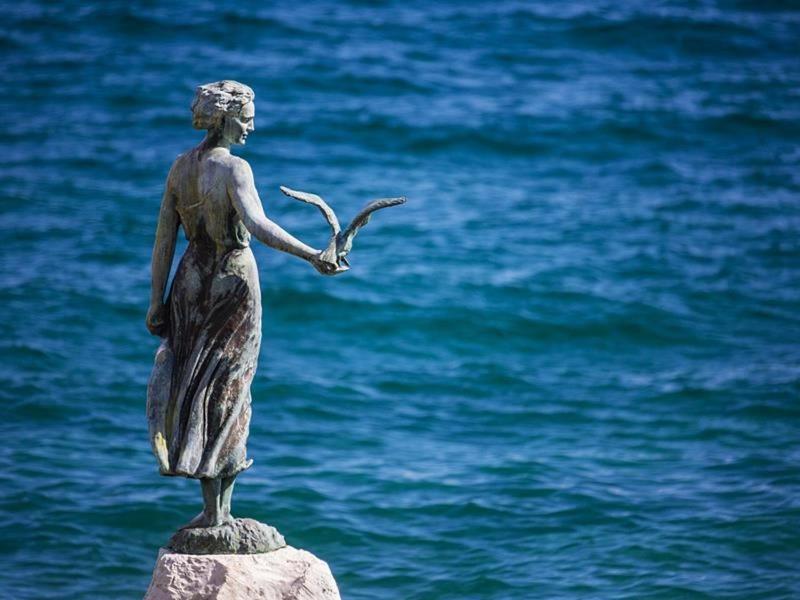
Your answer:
[167,518,285,555]
[144,546,341,600]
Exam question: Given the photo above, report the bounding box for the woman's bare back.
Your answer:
[170,147,250,250]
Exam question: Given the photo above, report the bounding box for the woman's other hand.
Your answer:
[146,303,169,337]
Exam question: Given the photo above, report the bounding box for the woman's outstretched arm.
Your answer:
[229,158,336,273]
[147,168,180,335]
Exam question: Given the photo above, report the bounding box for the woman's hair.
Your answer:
[191,80,255,130]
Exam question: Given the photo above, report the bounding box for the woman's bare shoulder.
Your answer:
[198,149,251,175]
[172,150,194,167]
[166,151,192,181]
[224,154,255,185]
[169,149,253,189]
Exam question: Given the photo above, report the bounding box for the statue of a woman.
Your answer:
[145,80,339,530]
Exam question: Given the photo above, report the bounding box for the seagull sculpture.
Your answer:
[280,186,406,271]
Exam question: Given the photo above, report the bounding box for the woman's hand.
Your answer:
[146,303,169,337]
[310,252,347,276]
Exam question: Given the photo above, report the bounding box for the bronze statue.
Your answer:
[145,80,403,552]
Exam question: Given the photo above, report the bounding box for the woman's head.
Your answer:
[191,80,255,144]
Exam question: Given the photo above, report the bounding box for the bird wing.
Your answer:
[280,186,341,235]
[338,197,406,254]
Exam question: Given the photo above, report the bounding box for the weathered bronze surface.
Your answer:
[145,80,402,552]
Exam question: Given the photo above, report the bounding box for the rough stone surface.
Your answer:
[168,518,286,555]
[144,546,341,600]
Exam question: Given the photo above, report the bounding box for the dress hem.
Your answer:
[158,458,254,480]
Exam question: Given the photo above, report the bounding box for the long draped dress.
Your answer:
[147,150,261,480]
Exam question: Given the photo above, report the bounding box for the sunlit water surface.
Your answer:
[1,2,799,598]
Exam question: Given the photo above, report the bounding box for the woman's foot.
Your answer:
[180,510,234,529]
[180,511,210,530]
[212,512,235,527]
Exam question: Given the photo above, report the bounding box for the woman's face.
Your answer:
[223,101,255,145]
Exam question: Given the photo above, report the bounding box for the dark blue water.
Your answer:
[2,1,799,598]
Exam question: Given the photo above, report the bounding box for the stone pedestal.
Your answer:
[144,546,341,600]
[167,518,285,555]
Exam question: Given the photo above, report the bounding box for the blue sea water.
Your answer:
[1,1,799,598]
